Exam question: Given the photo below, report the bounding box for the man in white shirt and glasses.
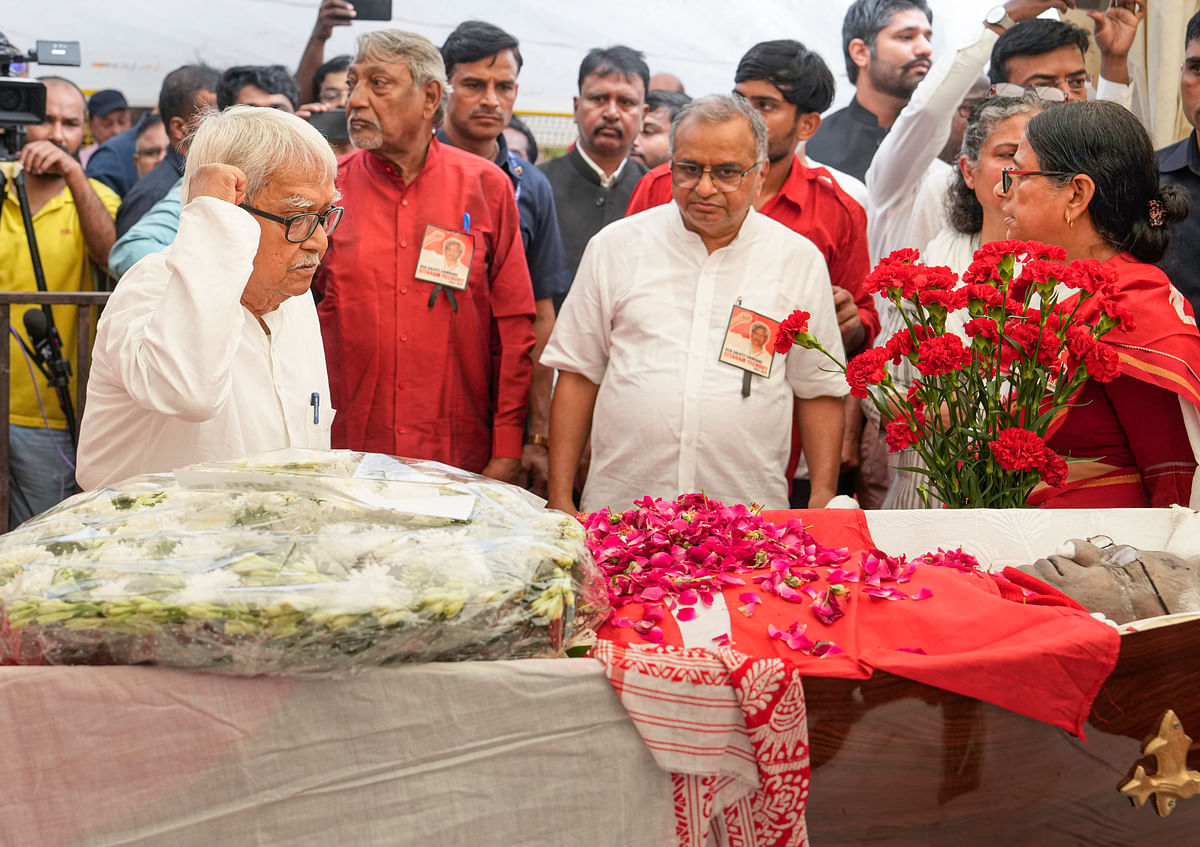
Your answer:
[77,106,341,489]
[543,94,847,513]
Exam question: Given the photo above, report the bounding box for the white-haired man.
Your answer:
[543,95,847,513]
[76,106,341,488]
[314,30,535,483]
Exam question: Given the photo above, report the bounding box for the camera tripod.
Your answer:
[1,128,78,447]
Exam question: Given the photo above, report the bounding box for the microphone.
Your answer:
[23,307,70,386]
[23,307,47,348]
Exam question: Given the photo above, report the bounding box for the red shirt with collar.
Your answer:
[627,155,879,346]
[314,140,536,472]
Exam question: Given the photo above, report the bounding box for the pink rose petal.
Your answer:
[812,640,844,657]
[676,607,698,622]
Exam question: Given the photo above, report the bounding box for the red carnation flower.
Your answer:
[774,309,812,354]
[961,256,1003,287]
[1071,259,1119,297]
[883,402,927,452]
[1002,318,1060,367]
[863,262,918,297]
[917,288,965,310]
[1094,296,1136,332]
[962,283,1003,309]
[1062,324,1097,366]
[963,317,998,339]
[915,333,972,377]
[882,248,921,266]
[977,239,1036,260]
[989,427,1049,473]
[1014,260,1076,303]
[911,265,958,294]
[884,418,922,451]
[845,348,891,398]
[1041,451,1068,486]
[1084,343,1122,382]
[1020,241,1068,262]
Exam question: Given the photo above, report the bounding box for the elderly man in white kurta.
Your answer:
[76,106,341,489]
[543,95,847,514]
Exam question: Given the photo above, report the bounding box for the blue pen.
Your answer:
[310,392,320,424]
[463,212,470,232]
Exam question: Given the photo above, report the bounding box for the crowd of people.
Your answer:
[4,0,1200,527]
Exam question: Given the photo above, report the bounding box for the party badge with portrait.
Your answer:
[720,305,780,379]
[415,224,475,291]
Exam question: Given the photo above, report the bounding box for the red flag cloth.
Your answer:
[598,509,1119,738]
[592,640,811,847]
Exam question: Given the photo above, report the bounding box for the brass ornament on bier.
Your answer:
[1120,710,1200,817]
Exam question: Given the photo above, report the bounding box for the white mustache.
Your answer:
[288,252,321,271]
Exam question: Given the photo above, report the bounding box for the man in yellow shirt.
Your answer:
[0,76,119,524]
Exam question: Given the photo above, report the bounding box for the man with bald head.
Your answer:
[543,94,847,513]
[0,76,120,523]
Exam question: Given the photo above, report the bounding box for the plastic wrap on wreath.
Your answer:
[0,449,606,675]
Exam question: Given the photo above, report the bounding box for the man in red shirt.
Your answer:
[627,40,879,503]
[314,29,535,481]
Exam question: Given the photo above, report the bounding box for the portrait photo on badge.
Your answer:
[720,305,780,379]
[415,223,475,291]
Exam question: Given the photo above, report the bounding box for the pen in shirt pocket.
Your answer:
[310,392,320,424]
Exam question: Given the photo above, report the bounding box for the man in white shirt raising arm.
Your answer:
[76,106,341,489]
[542,94,847,514]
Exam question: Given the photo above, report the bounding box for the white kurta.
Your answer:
[542,203,848,512]
[76,197,333,490]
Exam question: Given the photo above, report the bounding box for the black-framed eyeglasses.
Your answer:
[988,82,1068,103]
[1000,168,1074,193]
[239,203,344,243]
[670,160,763,192]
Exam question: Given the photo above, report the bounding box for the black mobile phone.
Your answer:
[307,109,349,143]
[351,0,392,21]
[1073,0,1111,10]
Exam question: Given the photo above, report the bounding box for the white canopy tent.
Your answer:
[8,2,1191,146]
[14,0,996,112]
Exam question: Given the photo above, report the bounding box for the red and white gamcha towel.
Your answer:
[592,641,810,847]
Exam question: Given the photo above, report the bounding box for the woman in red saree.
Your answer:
[997,100,1200,507]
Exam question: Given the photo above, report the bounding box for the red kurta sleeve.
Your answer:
[625,165,672,216]
[487,185,536,460]
[831,196,879,349]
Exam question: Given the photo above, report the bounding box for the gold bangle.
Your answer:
[526,433,549,447]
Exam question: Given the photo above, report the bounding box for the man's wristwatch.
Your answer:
[526,433,549,448]
[984,5,1016,31]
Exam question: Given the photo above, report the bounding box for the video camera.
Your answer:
[0,32,81,156]
[0,31,84,446]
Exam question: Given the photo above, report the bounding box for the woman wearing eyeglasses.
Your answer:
[994,99,1200,507]
[881,93,1051,508]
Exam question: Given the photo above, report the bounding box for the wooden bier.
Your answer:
[803,615,1200,846]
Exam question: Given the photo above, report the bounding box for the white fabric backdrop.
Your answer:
[11,0,996,112]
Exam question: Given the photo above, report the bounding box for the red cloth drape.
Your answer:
[599,509,1119,737]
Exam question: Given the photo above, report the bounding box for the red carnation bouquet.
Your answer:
[776,241,1128,508]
